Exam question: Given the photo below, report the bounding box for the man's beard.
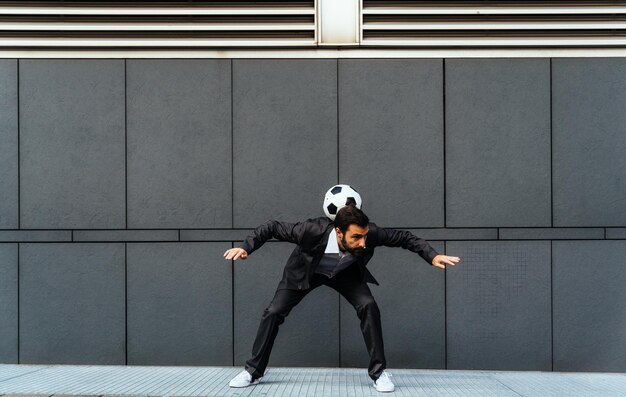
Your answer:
[341,236,364,256]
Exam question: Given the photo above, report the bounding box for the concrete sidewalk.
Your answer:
[1,365,625,397]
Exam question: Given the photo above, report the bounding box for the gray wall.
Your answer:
[1,58,625,373]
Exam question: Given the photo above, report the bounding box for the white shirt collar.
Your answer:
[324,228,340,254]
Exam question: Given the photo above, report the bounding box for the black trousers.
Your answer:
[244,264,387,381]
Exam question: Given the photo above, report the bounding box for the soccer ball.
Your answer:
[323,184,362,221]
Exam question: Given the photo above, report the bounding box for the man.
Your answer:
[224,205,460,392]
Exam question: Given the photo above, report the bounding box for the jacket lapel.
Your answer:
[315,224,335,254]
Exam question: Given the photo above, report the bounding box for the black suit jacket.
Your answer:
[240,217,439,290]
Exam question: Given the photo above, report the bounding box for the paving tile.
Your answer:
[0,365,49,382]
[51,395,94,397]
[494,371,626,397]
[1,365,626,397]
[1,394,53,397]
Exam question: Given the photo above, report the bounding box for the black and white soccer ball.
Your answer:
[323,184,362,221]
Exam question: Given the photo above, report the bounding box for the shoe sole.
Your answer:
[373,383,395,392]
[229,378,262,388]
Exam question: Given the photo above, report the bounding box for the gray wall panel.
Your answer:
[19,243,125,364]
[6,55,626,371]
[553,240,626,372]
[338,59,444,227]
[407,228,497,241]
[446,241,551,370]
[607,228,626,239]
[20,60,125,229]
[499,228,604,240]
[233,60,337,227]
[127,60,232,229]
[181,229,251,242]
[0,231,71,243]
[234,242,339,368]
[0,244,18,363]
[340,241,445,369]
[0,60,18,229]
[74,230,178,242]
[127,242,232,365]
[552,59,626,227]
[446,59,551,227]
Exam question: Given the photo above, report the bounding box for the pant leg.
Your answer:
[245,275,324,379]
[325,266,387,381]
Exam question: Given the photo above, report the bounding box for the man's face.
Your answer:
[336,224,369,256]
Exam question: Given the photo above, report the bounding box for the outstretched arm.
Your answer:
[373,225,460,269]
[223,219,307,261]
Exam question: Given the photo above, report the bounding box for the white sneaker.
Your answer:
[229,369,261,388]
[373,370,395,392]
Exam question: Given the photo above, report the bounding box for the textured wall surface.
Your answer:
[446,59,551,227]
[1,58,625,372]
[127,60,232,229]
[553,240,626,372]
[0,244,17,363]
[233,60,338,227]
[446,241,552,371]
[19,243,125,364]
[127,242,232,365]
[19,60,126,229]
[0,60,17,229]
[338,59,444,227]
[552,58,626,227]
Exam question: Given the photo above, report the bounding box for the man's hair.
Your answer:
[334,205,369,233]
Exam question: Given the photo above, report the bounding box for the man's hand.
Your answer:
[431,254,460,269]
[224,248,248,261]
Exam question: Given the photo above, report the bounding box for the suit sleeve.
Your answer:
[239,219,307,255]
[373,226,439,265]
